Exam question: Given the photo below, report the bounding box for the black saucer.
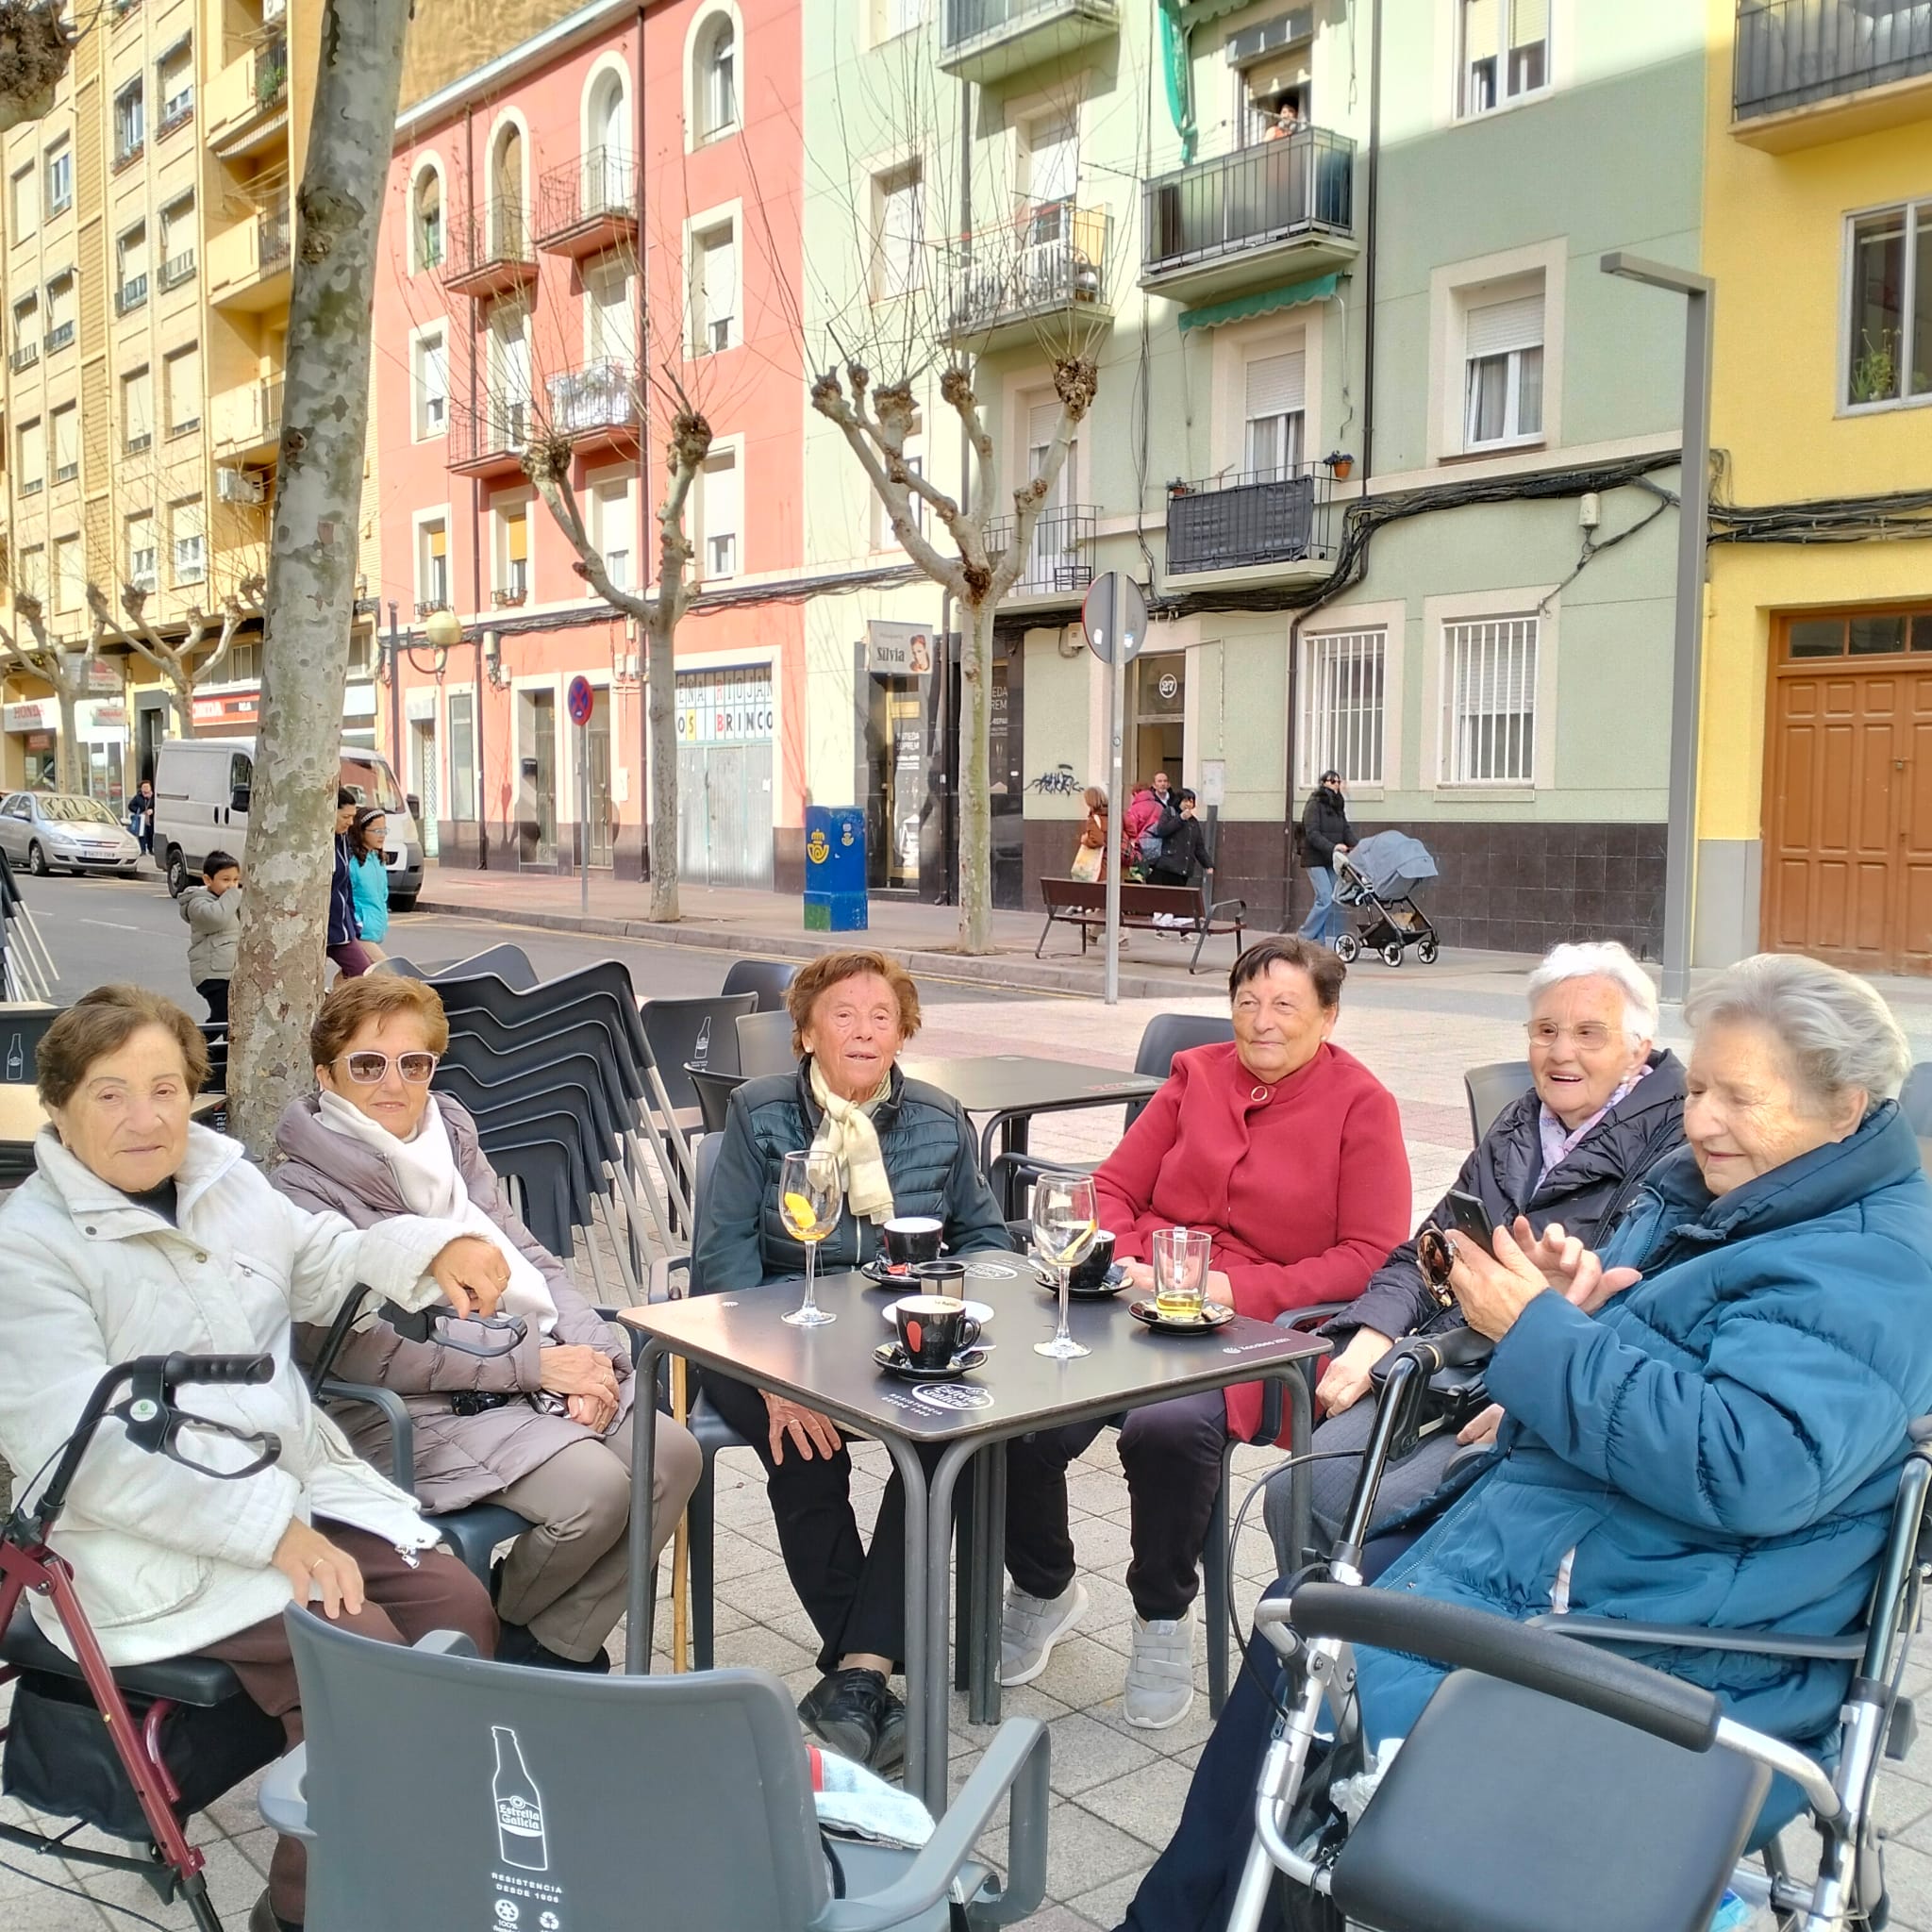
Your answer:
[1127,1298,1234,1334]
[1036,1263,1129,1299]
[873,1341,989,1381]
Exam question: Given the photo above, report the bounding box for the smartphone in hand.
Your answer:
[1444,1189,1495,1248]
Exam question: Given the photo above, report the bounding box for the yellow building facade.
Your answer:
[1701,0,1932,973]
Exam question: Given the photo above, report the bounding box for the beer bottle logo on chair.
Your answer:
[491,1726,548,1872]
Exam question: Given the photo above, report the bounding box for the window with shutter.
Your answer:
[1301,629,1386,788]
[1242,348,1306,479]
[1441,616,1538,785]
[52,404,77,483]
[700,447,740,577]
[696,224,737,352]
[876,170,923,301]
[1462,287,1544,448]
[165,343,201,434]
[1459,0,1550,116]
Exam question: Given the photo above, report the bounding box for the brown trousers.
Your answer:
[198,1524,497,1924]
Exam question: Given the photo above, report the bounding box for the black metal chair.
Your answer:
[735,1008,798,1079]
[640,993,756,1112]
[1465,1059,1535,1144]
[721,957,799,1011]
[687,1063,744,1137]
[425,943,539,991]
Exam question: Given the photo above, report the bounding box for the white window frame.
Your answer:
[43,138,71,218]
[412,503,453,612]
[582,255,633,371]
[122,362,152,452]
[685,3,742,150]
[1455,0,1552,121]
[170,498,207,586]
[871,0,924,44]
[1427,603,1553,792]
[125,511,157,591]
[159,192,196,284]
[409,321,447,440]
[1842,197,1932,416]
[158,43,194,125]
[1428,241,1565,466]
[872,164,924,303]
[684,201,742,355]
[1460,286,1545,452]
[409,157,446,275]
[1299,624,1390,792]
[492,486,534,604]
[695,435,743,582]
[9,162,35,242]
[586,466,637,591]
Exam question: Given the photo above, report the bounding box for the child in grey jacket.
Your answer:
[179,850,242,1024]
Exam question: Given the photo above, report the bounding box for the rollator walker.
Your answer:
[1231,1326,1932,1932]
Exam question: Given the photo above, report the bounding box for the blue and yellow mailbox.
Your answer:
[804,806,867,932]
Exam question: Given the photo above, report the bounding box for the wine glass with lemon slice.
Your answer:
[779,1148,842,1328]
[1031,1174,1097,1360]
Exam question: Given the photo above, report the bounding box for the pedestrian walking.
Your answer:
[348,806,391,962]
[1147,790,1211,890]
[1071,787,1109,883]
[1296,767,1354,947]
[129,779,156,860]
[326,788,375,980]
[178,850,242,1024]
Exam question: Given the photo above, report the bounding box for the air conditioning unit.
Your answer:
[216,466,264,505]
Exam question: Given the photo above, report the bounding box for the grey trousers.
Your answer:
[1262,1395,1466,1568]
[491,1410,703,1662]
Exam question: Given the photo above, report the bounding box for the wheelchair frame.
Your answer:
[1227,1335,1932,1932]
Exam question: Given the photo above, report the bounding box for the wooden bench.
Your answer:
[1036,876,1247,974]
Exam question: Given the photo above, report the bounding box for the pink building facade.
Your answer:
[373,0,807,887]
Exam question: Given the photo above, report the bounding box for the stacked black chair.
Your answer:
[735,1008,798,1079]
[720,957,798,1011]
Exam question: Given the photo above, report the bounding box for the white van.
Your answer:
[154,737,424,909]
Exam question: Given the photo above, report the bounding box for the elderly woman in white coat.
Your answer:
[0,986,510,1932]
[272,973,701,1675]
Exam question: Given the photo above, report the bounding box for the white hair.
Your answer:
[1524,941,1659,1043]
[1684,953,1911,1108]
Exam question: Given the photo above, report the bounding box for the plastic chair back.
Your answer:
[687,1064,743,1138]
[688,1131,726,1296]
[721,958,798,1011]
[1901,1062,1932,1137]
[735,1009,797,1080]
[1129,1013,1235,1126]
[441,993,650,1108]
[483,1140,575,1257]
[429,945,539,992]
[1465,1060,1535,1144]
[280,1610,833,1932]
[641,994,756,1110]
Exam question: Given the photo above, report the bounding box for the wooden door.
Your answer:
[1765,663,1932,973]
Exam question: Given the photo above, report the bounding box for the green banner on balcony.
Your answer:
[1176,272,1340,334]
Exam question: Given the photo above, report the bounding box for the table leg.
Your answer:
[922,1441,978,1816]
[889,1435,933,1805]
[953,1469,976,1694]
[970,1444,1006,1725]
[1287,1365,1312,1576]
[624,1340,664,1676]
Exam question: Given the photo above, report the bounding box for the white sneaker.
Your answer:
[1123,1611,1195,1730]
[999,1581,1089,1687]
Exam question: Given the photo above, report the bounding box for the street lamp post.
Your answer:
[1600,250,1714,1009]
[384,601,468,863]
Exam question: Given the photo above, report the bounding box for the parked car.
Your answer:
[0,792,142,876]
[152,737,424,909]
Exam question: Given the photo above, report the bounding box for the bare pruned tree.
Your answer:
[86,572,265,738]
[0,587,93,792]
[0,0,72,136]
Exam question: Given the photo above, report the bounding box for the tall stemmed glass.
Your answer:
[779,1149,842,1328]
[1031,1174,1097,1360]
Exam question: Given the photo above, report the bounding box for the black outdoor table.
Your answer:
[621,1263,1327,1815]
[901,1053,1162,1210]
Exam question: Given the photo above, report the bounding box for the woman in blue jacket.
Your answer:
[1119,952,1932,1932]
[348,806,390,956]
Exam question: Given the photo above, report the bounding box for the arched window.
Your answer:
[586,69,629,214]
[411,163,442,273]
[694,14,736,142]
[491,124,524,256]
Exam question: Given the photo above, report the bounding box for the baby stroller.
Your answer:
[1333,830,1439,968]
[1228,1327,1932,1932]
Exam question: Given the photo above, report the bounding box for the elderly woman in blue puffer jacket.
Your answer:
[1117,951,1932,1932]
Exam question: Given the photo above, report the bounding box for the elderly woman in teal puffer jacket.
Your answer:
[1115,951,1932,1932]
[693,948,1012,1776]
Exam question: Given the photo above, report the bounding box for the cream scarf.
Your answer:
[808,1058,896,1225]
[315,1089,558,1336]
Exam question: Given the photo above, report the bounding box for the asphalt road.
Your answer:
[9,870,1003,1011]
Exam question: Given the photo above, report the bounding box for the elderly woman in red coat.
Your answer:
[1000,936,1410,1731]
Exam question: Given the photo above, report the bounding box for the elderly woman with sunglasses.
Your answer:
[272,974,701,1674]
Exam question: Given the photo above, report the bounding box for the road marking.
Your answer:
[80,919,142,932]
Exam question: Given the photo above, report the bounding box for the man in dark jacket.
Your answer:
[326,786,373,978]
[1266,941,1687,1560]
[1148,790,1213,891]
[1295,769,1353,945]
[692,1000,1013,1774]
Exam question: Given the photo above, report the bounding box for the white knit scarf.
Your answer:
[315,1089,558,1336]
[807,1058,896,1226]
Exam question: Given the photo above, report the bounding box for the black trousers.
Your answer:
[1005,1388,1228,1622]
[195,978,229,1025]
[703,1371,942,1675]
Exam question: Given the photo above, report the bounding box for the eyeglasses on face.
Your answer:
[336,1050,439,1085]
[1526,1022,1616,1052]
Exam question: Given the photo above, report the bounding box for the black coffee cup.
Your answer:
[893,1294,981,1368]
[1069,1229,1118,1291]
[882,1216,944,1275]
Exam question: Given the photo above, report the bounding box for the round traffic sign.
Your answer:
[567,675,594,727]
[1082,571,1150,666]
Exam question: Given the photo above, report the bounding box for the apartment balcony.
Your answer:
[207,32,290,159]
[939,0,1118,84]
[544,360,639,454]
[535,149,639,258]
[1162,467,1336,586]
[442,199,537,299]
[1733,0,1932,147]
[212,377,282,464]
[448,391,531,477]
[208,202,292,311]
[985,503,1097,603]
[1140,128,1357,305]
[942,202,1112,351]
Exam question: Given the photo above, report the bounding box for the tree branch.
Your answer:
[525,435,655,625]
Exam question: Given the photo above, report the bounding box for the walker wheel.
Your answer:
[1334,934,1360,963]
[1416,937,1440,965]
[1380,941,1406,968]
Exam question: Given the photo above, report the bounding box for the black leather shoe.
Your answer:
[496,1621,611,1674]
[249,1887,301,1932]
[870,1683,908,1777]
[796,1667,890,1764]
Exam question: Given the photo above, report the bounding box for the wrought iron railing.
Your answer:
[258,201,291,270]
[942,0,1115,49]
[256,33,289,108]
[535,147,639,242]
[1734,0,1932,117]
[449,391,530,468]
[159,249,195,290]
[986,503,1097,598]
[1141,127,1355,279]
[442,199,532,286]
[116,275,147,314]
[545,360,637,437]
[1164,467,1335,575]
[947,201,1108,337]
